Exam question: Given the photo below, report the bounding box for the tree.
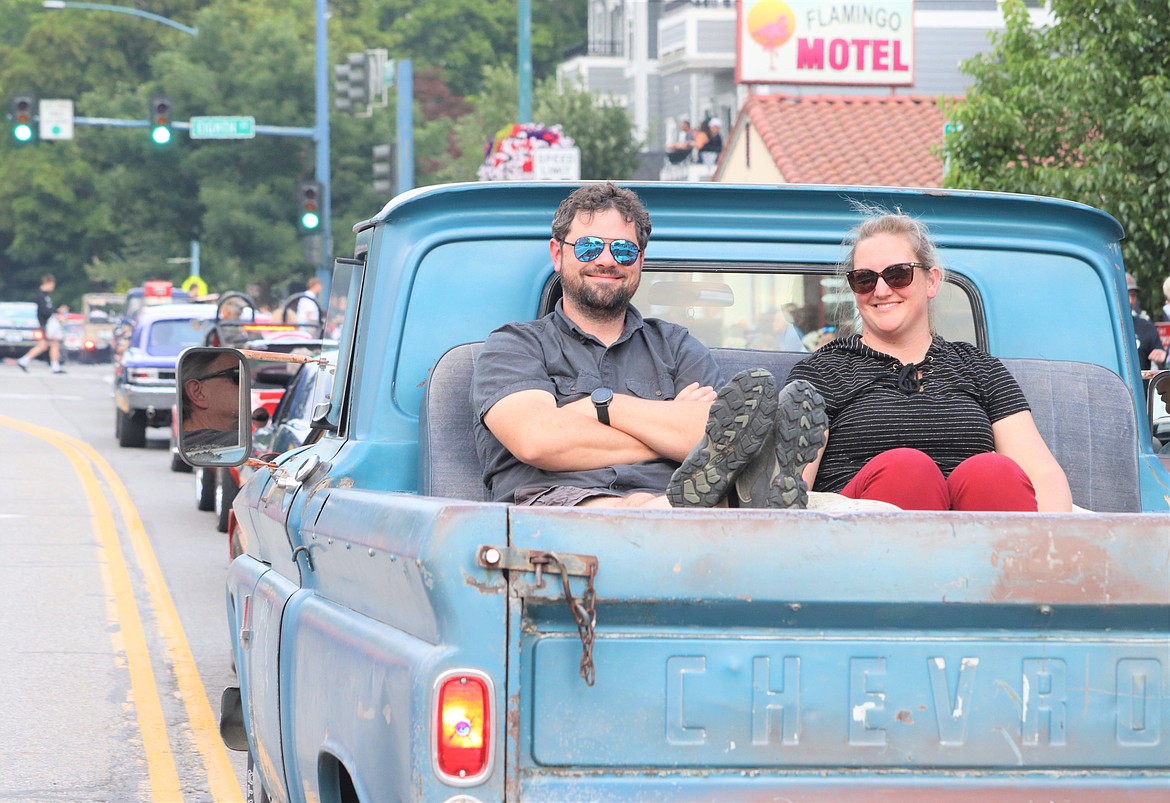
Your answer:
[417,65,641,185]
[0,0,587,303]
[536,76,641,181]
[943,0,1170,310]
[375,0,585,98]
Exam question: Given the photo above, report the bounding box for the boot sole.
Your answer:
[768,379,827,509]
[667,369,778,507]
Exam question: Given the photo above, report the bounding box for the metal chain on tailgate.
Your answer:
[534,551,597,686]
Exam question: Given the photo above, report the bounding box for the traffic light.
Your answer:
[333,52,370,115]
[373,143,393,195]
[149,95,172,145]
[11,94,36,143]
[297,180,323,231]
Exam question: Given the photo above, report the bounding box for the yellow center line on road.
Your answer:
[1,415,243,803]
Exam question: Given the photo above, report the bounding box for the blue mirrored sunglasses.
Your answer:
[560,236,641,266]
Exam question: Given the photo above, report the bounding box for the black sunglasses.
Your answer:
[195,366,240,384]
[846,262,928,294]
[560,236,642,266]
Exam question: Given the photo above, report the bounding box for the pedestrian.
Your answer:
[471,182,826,510]
[17,274,66,374]
[666,119,694,165]
[697,118,723,165]
[1127,273,1166,370]
[296,277,323,324]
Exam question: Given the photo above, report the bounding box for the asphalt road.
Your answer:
[0,360,246,802]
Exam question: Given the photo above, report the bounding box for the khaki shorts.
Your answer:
[44,315,64,340]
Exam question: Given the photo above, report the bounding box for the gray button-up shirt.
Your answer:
[472,302,722,502]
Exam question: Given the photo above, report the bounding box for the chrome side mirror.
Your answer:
[1148,370,1170,454]
[176,347,252,467]
[1151,370,1170,415]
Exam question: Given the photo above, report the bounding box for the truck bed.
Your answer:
[263,489,1169,800]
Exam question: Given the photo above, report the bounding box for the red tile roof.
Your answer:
[741,93,954,186]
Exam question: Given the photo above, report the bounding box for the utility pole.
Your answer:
[518,0,532,124]
[313,0,332,289]
[396,60,414,195]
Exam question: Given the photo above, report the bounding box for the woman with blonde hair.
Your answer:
[788,210,1072,512]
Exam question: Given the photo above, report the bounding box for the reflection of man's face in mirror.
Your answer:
[182,353,241,433]
[1158,374,1170,415]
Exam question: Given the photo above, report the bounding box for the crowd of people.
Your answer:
[666,117,724,166]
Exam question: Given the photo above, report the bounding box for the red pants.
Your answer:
[840,448,1038,511]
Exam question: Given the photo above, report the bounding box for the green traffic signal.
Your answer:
[297,180,323,232]
[11,93,35,144]
[149,94,172,146]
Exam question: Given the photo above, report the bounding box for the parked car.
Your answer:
[114,302,215,447]
[0,301,41,359]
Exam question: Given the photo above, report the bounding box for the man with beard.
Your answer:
[471,182,826,509]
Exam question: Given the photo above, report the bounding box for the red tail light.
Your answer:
[433,670,493,784]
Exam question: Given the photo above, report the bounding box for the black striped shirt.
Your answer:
[788,334,1030,493]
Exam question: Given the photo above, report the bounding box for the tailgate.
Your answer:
[502,508,1169,796]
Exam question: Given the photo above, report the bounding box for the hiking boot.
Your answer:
[734,379,827,509]
[666,368,778,507]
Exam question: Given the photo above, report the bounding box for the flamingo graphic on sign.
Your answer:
[747,0,796,70]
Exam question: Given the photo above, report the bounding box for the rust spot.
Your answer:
[991,526,1119,604]
[896,709,914,724]
[505,695,521,800]
[463,572,503,594]
[974,514,1168,606]
[303,477,332,506]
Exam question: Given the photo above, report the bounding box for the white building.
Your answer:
[557,0,1052,179]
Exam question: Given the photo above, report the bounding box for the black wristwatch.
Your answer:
[591,387,613,425]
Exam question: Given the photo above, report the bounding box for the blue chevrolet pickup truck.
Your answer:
[201,182,1168,802]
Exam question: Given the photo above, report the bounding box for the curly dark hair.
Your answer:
[550,182,651,250]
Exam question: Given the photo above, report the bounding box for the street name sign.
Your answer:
[189,116,256,140]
